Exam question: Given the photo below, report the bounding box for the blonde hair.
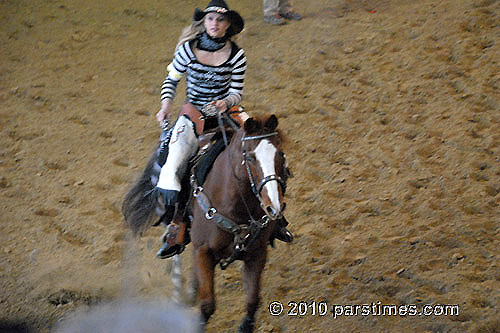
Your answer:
[176,19,205,49]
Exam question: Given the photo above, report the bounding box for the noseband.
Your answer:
[241,132,286,215]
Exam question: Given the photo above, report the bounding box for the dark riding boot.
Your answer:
[154,188,184,259]
[274,216,293,243]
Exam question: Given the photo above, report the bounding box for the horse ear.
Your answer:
[244,117,257,133]
[264,114,278,131]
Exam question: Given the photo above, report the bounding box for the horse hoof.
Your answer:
[238,316,255,333]
[199,317,207,332]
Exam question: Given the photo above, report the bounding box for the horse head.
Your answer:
[238,115,288,221]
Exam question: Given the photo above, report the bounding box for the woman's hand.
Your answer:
[215,100,228,113]
[156,100,172,122]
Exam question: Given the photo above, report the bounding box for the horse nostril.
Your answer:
[266,206,276,217]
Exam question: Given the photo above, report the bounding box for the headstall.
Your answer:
[241,132,286,213]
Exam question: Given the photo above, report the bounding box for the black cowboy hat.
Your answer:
[193,0,244,37]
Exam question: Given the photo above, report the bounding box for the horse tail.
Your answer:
[121,149,161,235]
[122,125,172,235]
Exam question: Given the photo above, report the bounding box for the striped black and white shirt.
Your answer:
[160,40,247,111]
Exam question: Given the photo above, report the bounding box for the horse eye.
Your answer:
[246,154,256,163]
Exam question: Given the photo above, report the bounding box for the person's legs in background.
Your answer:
[277,0,302,20]
[263,0,285,25]
[263,0,302,25]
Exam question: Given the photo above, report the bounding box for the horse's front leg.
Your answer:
[239,251,267,333]
[193,245,216,328]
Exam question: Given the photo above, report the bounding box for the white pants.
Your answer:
[156,116,198,192]
[263,0,291,17]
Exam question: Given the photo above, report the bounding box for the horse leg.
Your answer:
[187,266,199,307]
[193,246,216,328]
[239,252,267,333]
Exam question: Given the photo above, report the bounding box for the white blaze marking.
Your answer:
[254,139,280,213]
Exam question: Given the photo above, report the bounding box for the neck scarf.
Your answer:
[197,31,228,52]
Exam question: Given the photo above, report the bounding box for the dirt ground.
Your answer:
[1,0,499,332]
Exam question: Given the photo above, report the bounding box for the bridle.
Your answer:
[216,111,287,218]
[241,132,286,218]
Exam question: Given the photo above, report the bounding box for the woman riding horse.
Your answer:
[154,0,292,258]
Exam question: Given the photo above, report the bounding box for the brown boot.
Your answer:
[157,223,182,259]
[156,222,190,259]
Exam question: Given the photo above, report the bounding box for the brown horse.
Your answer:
[122,114,288,332]
[189,114,287,332]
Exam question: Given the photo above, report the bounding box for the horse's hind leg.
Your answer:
[239,253,267,333]
[187,268,199,307]
[193,246,216,327]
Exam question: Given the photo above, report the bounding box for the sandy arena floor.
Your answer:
[1,0,499,332]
